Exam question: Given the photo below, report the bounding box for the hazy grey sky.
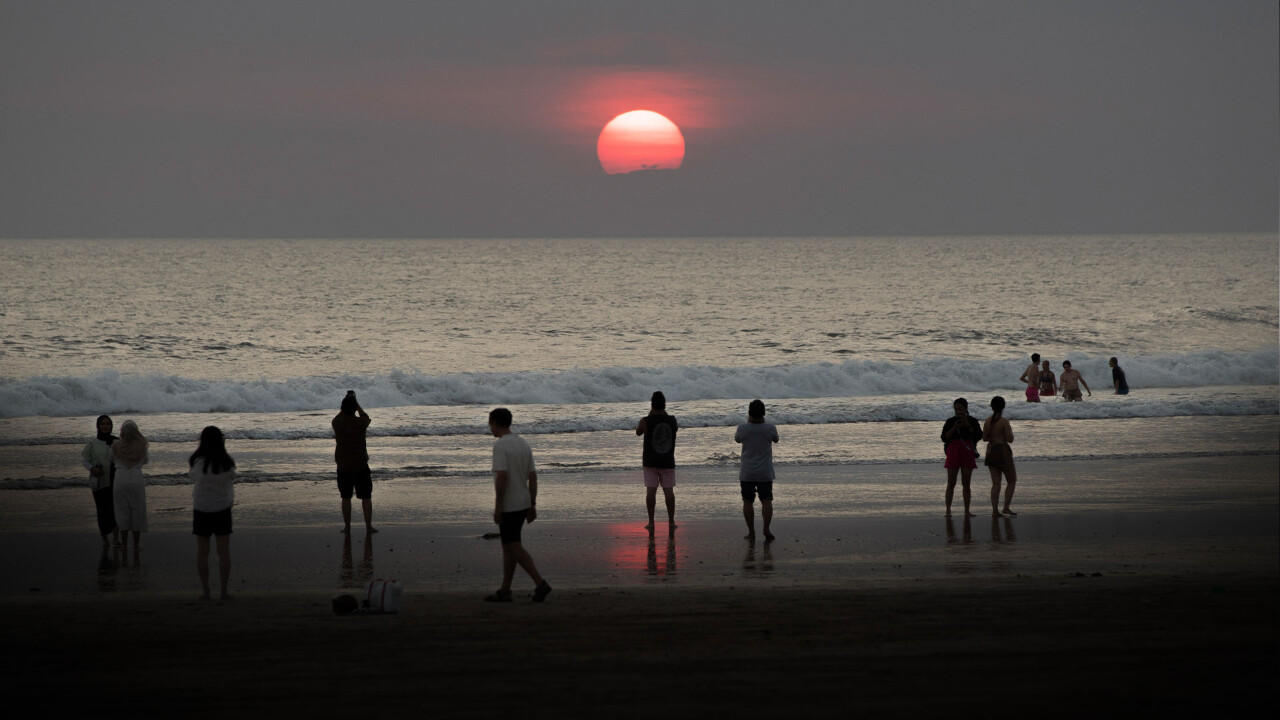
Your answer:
[2,1,1276,238]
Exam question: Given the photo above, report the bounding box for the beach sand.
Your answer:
[2,457,1276,715]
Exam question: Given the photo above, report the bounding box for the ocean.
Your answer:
[1,235,1277,495]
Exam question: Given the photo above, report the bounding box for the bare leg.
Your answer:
[960,467,974,517]
[340,498,352,533]
[761,500,774,541]
[1001,464,1018,516]
[945,467,959,516]
[196,535,211,599]
[215,534,232,600]
[743,501,755,539]
[663,486,676,531]
[500,542,544,591]
[645,487,657,530]
[362,498,378,533]
[990,467,1003,517]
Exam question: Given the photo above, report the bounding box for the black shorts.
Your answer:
[193,508,233,537]
[741,481,774,502]
[337,466,373,500]
[499,509,529,545]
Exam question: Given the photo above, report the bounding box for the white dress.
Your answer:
[112,454,148,532]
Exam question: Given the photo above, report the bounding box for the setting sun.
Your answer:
[597,110,685,175]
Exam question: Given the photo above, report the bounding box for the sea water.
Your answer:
[1,235,1277,495]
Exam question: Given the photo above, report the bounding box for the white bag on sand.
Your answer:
[364,579,403,613]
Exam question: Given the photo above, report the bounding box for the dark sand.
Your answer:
[4,574,1275,717]
[3,457,1276,715]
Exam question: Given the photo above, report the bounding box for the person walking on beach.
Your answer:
[1060,361,1091,401]
[1019,353,1042,402]
[485,407,552,603]
[111,420,149,556]
[332,391,376,534]
[735,399,779,541]
[81,415,120,549]
[982,396,1017,517]
[1039,360,1058,398]
[637,391,678,534]
[1110,357,1129,395]
[190,426,235,601]
[941,398,982,518]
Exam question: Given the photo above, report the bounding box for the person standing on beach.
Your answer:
[111,420,149,556]
[485,407,552,603]
[190,426,235,601]
[1039,360,1058,398]
[637,391,678,534]
[1019,353,1042,402]
[941,398,982,518]
[982,396,1017,517]
[735,399,779,541]
[332,391,376,534]
[1110,357,1130,395]
[1060,361,1091,401]
[81,415,120,549]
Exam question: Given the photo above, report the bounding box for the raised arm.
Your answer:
[635,418,647,436]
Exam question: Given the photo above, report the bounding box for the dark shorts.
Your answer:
[499,509,529,545]
[740,481,774,503]
[337,466,373,500]
[193,508,233,537]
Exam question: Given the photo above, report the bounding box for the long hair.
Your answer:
[989,395,1006,422]
[189,426,235,475]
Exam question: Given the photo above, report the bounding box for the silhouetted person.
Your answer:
[637,391,678,534]
[81,415,120,549]
[983,396,1017,517]
[333,391,377,534]
[1110,357,1129,395]
[190,426,235,600]
[941,398,981,517]
[735,399,778,541]
[485,407,551,603]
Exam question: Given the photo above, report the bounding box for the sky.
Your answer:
[1,1,1276,239]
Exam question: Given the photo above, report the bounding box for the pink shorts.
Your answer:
[1025,386,1040,402]
[944,439,977,469]
[643,467,675,489]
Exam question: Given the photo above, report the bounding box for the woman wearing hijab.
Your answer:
[81,415,120,548]
[111,420,149,554]
[190,426,236,600]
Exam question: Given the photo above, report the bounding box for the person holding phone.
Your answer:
[332,391,376,534]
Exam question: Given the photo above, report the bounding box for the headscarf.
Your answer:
[112,420,148,469]
[95,415,117,444]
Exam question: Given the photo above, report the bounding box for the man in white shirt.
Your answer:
[485,407,552,603]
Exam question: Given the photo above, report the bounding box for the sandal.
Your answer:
[484,590,512,602]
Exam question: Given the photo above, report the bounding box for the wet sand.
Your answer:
[2,457,1276,714]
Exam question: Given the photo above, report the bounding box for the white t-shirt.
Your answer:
[191,464,235,513]
[492,433,535,512]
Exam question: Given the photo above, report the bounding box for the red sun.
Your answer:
[597,110,685,175]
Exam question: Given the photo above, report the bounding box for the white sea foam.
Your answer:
[2,349,1275,420]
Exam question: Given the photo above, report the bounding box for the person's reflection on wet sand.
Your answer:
[743,539,774,577]
[96,547,118,592]
[946,516,975,546]
[339,531,376,588]
[990,516,1018,544]
[646,534,677,578]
